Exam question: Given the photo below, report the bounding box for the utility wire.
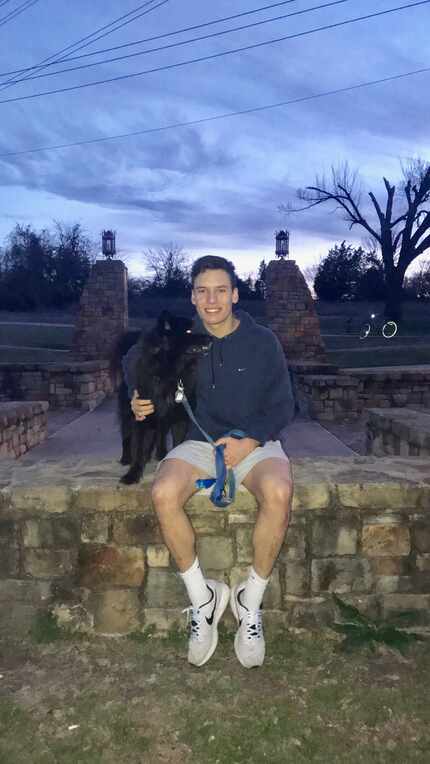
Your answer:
[0,65,428,159]
[1,0,304,77]
[0,0,39,29]
[0,0,15,10]
[5,0,354,85]
[0,0,428,105]
[0,0,169,91]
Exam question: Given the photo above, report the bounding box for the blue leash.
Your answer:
[175,379,246,509]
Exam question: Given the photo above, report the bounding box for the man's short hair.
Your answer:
[191,255,237,290]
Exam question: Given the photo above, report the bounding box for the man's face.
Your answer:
[191,268,239,330]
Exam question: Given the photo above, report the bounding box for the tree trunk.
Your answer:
[384,270,404,321]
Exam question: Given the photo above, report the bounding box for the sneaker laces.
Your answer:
[243,608,263,641]
[182,606,203,642]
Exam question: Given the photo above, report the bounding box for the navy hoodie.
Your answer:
[123,308,295,446]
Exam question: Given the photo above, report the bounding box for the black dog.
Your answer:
[115,311,211,485]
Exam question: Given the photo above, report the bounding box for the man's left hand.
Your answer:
[213,436,260,468]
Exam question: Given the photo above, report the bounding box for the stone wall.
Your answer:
[0,360,113,410]
[71,259,128,362]
[1,456,430,636]
[296,367,430,421]
[0,402,48,459]
[367,408,430,457]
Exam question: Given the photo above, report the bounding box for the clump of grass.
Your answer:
[30,611,69,644]
[332,594,425,654]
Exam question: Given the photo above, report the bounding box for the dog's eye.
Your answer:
[186,330,192,334]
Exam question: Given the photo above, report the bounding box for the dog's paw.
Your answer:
[119,455,132,465]
[120,468,142,485]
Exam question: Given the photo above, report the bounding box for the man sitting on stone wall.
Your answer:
[125,255,294,668]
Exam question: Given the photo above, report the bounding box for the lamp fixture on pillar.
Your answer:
[102,229,116,259]
[275,229,289,259]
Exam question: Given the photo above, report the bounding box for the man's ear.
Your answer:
[191,290,196,306]
[232,288,239,304]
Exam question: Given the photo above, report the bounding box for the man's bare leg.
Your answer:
[151,456,231,667]
[151,457,206,572]
[230,457,293,668]
[242,457,293,579]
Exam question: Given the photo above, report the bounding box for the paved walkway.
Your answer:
[21,396,355,465]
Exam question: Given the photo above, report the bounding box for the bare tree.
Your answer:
[142,243,191,293]
[285,161,430,319]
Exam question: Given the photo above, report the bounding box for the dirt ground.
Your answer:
[1,620,430,763]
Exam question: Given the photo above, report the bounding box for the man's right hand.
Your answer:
[131,390,155,421]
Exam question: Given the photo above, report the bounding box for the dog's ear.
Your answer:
[157,310,172,334]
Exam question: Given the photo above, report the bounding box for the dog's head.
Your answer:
[156,311,211,357]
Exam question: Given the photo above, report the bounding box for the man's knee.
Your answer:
[256,474,292,506]
[151,459,199,509]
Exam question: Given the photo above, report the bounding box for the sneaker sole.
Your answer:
[230,585,264,669]
[192,583,230,668]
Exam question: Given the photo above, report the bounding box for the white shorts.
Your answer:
[156,439,289,488]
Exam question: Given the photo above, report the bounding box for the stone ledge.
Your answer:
[1,455,430,636]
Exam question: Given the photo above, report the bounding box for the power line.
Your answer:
[1,65,428,158]
[0,0,39,29]
[0,0,15,10]
[6,0,354,85]
[0,0,304,77]
[0,0,169,91]
[0,0,428,104]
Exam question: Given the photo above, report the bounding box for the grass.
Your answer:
[1,617,430,763]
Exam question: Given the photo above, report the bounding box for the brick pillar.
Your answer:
[71,260,128,361]
[266,259,327,362]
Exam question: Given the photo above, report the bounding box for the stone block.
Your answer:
[362,525,410,557]
[112,513,162,545]
[79,545,145,588]
[292,482,331,511]
[416,554,430,572]
[0,578,51,603]
[284,560,309,596]
[278,523,306,561]
[0,518,16,545]
[311,557,373,594]
[0,547,19,576]
[336,482,420,510]
[143,569,187,608]
[411,523,430,553]
[380,593,430,626]
[89,589,141,635]
[81,514,109,544]
[374,576,414,593]
[189,512,227,535]
[235,527,253,563]
[75,485,151,513]
[22,517,79,548]
[11,486,71,514]
[370,557,410,576]
[196,536,234,570]
[227,511,257,525]
[23,549,77,578]
[147,544,170,568]
[311,516,359,556]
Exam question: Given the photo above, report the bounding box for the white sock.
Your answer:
[179,557,210,609]
[242,566,269,611]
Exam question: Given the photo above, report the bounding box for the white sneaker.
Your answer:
[183,579,230,667]
[230,583,265,668]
